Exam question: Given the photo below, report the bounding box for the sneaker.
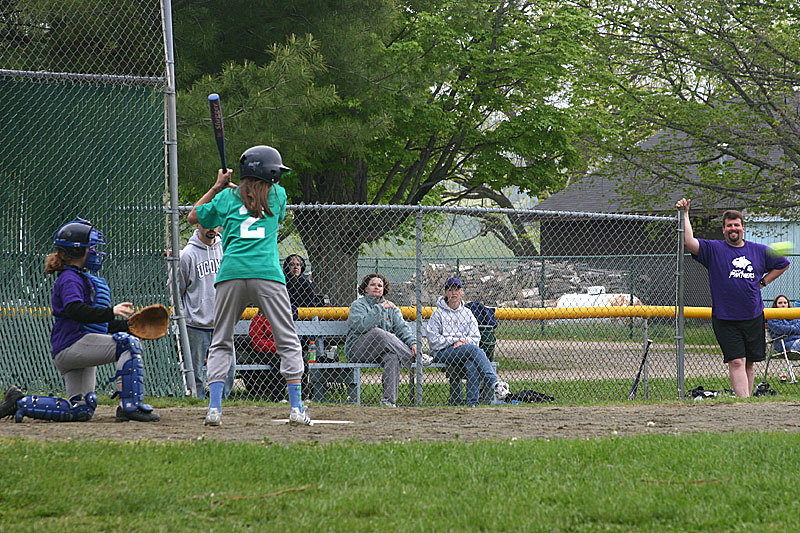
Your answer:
[116,405,161,422]
[493,381,510,403]
[379,398,397,408]
[289,406,313,426]
[0,386,24,419]
[203,407,221,426]
[420,353,434,367]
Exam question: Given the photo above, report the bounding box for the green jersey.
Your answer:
[195,185,287,285]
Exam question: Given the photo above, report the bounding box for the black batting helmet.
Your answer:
[239,145,291,183]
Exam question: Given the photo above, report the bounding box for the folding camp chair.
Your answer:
[764,332,800,384]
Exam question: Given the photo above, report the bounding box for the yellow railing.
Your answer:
[288,305,800,321]
[6,305,800,321]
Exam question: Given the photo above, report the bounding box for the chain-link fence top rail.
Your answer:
[0,2,176,395]
[175,204,686,404]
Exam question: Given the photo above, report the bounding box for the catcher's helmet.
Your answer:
[54,218,106,271]
[239,145,291,183]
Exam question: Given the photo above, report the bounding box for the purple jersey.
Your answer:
[695,239,789,321]
[50,268,94,356]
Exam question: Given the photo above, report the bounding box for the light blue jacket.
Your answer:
[345,295,416,356]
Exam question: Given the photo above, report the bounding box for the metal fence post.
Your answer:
[415,204,424,405]
[162,0,196,397]
[643,317,649,399]
[676,208,686,398]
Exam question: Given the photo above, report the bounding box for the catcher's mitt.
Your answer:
[128,304,169,340]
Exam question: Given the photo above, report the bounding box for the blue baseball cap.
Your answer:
[444,277,463,289]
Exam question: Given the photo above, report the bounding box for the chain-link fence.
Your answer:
[170,204,705,405]
[0,2,182,396]
[2,2,789,406]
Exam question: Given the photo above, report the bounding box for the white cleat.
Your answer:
[204,407,221,426]
[493,381,510,403]
[289,406,313,426]
[420,353,434,367]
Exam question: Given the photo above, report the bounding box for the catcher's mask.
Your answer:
[239,145,291,184]
[54,218,107,272]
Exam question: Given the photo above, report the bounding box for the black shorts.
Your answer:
[712,315,766,363]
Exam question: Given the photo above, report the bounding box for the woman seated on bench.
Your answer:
[345,273,430,407]
[426,277,509,406]
[767,294,800,352]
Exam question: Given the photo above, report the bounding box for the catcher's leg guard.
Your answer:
[14,392,97,423]
[112,331,142,361]
[109,332,155,414]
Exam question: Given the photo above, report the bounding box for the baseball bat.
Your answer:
[208,93,227,171]
[628,338,653,400]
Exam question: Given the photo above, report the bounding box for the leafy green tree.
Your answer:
[175,1,593,302]
[0,0,163,76]
[573,0,800,214]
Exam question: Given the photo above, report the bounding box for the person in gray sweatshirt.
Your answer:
[426,277,509,406]
[345,273,432,407]
[176,224,233,398]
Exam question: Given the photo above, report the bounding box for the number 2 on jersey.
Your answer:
[239,205,265,238]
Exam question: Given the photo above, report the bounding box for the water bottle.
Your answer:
[780,368,787,382]
[308,340,317,363]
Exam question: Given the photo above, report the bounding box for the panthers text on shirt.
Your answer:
[195,258,221,278]
[728,255,756,280]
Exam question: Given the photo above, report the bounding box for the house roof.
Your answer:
[535,127,768,216]
[533,173,733,215]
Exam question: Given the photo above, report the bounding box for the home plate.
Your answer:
[272,419,354,424]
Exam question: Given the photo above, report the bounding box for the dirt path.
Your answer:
[2,401,800,445]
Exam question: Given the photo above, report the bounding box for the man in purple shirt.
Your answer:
[677,198,790,397]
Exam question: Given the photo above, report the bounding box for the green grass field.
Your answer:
[2,431,799,531]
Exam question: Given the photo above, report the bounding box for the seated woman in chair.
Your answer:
[767,295,800,352]
[426,277,509,406]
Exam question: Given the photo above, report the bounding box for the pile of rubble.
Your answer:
[392,261,637,307]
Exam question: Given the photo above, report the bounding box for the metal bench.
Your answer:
[236,316,498,405]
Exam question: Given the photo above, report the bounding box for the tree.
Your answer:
[175,1,593,303]
[572,0,800,215]
[0,0,163,76]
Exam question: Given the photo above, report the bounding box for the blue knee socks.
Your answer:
[288,383,303,410]
[208,382,224,410]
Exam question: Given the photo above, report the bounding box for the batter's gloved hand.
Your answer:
[128,304,169,340]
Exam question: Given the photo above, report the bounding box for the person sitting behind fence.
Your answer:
[344,273,430,407]
[767,294,800,353]
[426,277,509,406]
[283,254,323,308]
[283,253,325,396]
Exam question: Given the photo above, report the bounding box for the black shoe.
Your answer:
[0,386,24,419]
[115,405,161,422]
[754,383,777,397]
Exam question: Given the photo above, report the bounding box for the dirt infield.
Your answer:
[2,401,800,444]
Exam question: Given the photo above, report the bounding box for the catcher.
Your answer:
[4,219,162,423]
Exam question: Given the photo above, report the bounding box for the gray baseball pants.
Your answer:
[207,278,303,384]
[349,328,414,404]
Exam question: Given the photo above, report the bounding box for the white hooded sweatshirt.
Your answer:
[176,230,223,329]
[426,296,480,352]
